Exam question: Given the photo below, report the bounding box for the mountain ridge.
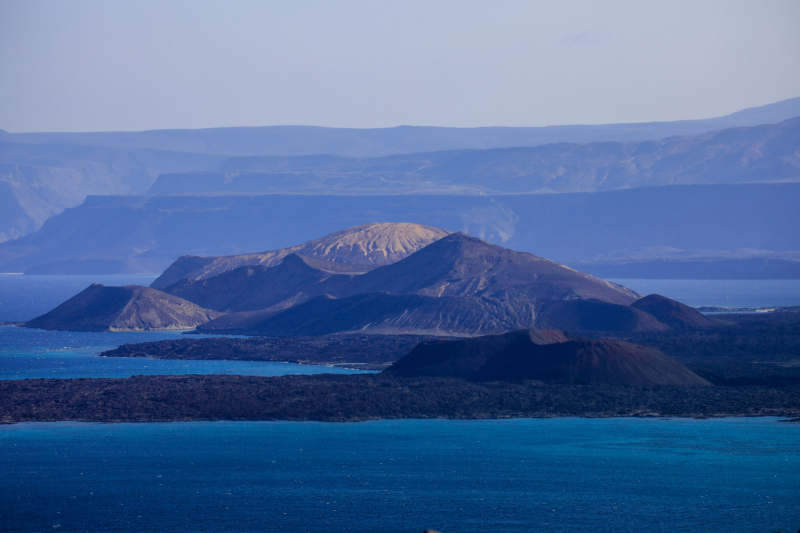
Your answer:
[185,232,651,336]
[4,97,798,157]
[164,232,641,317]
[147,117,800,196]
[151,222,450,288]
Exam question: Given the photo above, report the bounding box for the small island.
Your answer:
[7,224,799,424]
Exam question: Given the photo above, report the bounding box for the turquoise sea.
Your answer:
[1,275,799,532]
[0,325,364,380]
[0,275,365,379]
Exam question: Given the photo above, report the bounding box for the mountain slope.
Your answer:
[165,232,641,318]
[24,284,223,332]
[162,254,356,313]
[151,222,450,288]
[195,292,542,336]
[188,233,652,336]
[385,329,574,379]
[344,233,640,305]
[629,294,721,329]
[534,299,668,333]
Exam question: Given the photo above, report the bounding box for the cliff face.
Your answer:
[386,329,712,387]
[0,142,226,244]
[151,222,451,288]
[2,184,798,277]
[24,284,223,332]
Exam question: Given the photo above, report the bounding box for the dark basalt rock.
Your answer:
[2,374,796,424]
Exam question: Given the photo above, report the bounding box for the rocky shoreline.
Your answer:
[100,334,434,371]
[2,374,798,424]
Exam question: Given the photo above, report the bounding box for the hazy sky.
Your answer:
[1,0,798,132]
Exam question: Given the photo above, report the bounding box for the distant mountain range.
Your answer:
[1,97,798,244]
[4,97,799,157]
[0,143,226,242]
[149,117,800,195]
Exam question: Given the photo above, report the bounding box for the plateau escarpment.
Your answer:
[24,284,223,332]
[3,184,798,278]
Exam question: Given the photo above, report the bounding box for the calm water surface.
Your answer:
[0,325,364,379]
[1,418,798,533]
[609,278,800,308]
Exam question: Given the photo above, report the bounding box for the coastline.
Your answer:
[2,374,798,424]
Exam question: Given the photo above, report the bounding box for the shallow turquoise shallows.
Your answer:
[1,418,798,533]
[0,325,367,379]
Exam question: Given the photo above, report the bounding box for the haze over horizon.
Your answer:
[1,0,799,133]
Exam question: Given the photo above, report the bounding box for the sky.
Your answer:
[0,0,799,132]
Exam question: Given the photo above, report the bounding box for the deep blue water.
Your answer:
[1,418,798,533]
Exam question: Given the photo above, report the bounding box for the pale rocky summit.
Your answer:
[24,284,223,332]
[151,222,451,288]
